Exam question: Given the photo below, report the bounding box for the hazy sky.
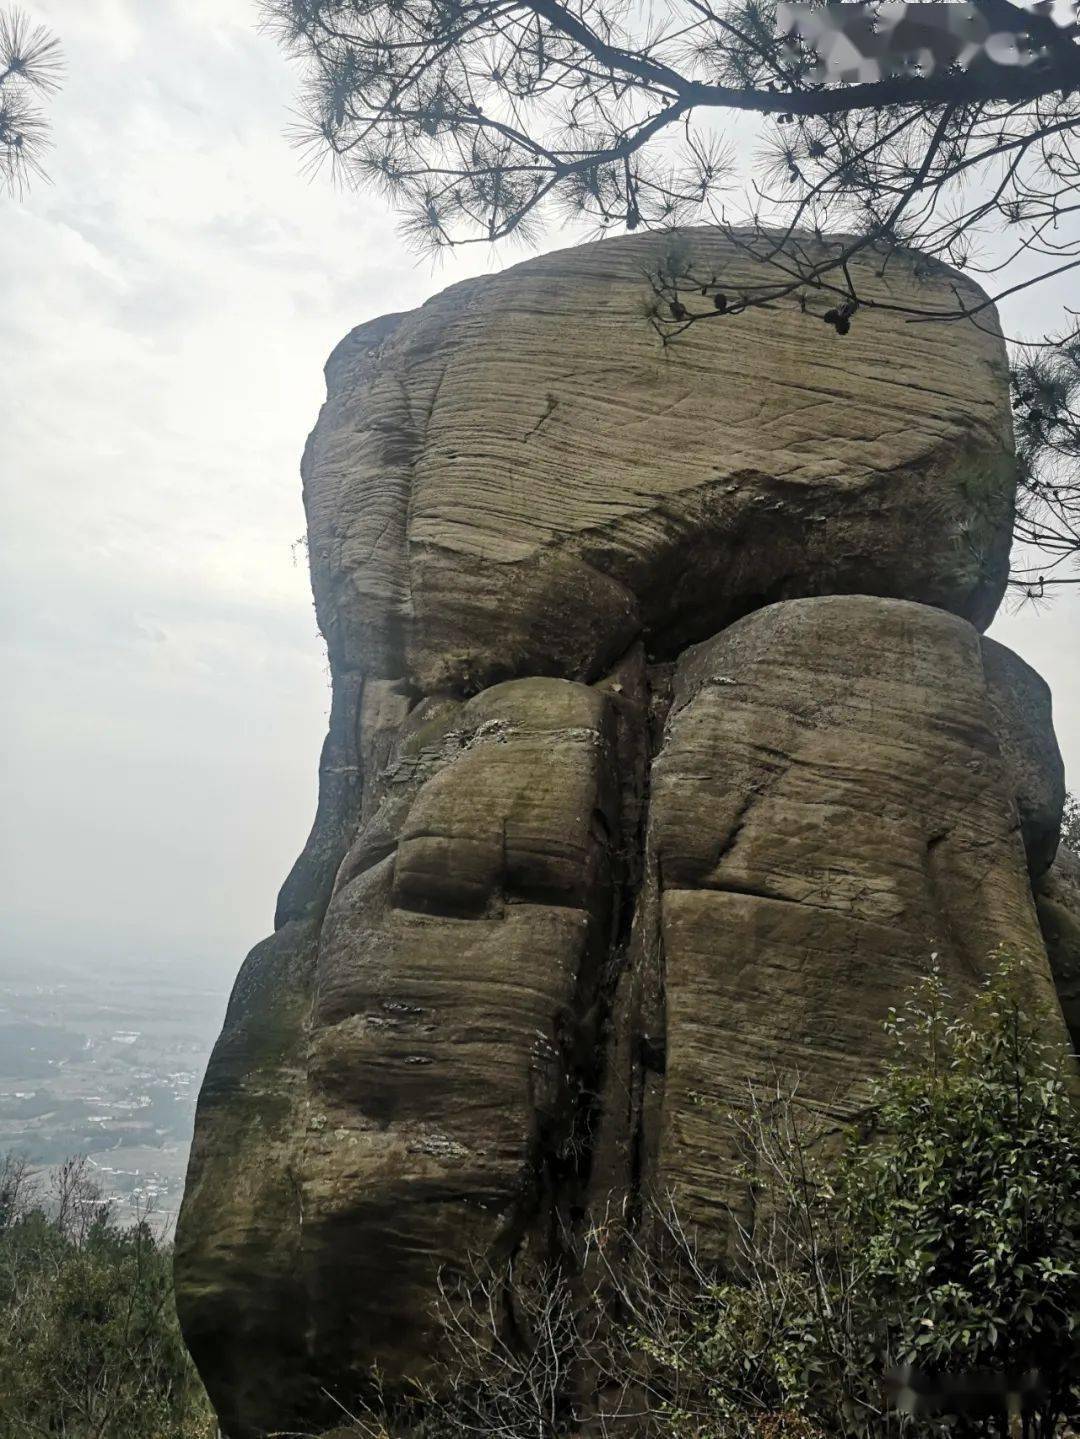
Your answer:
[2,0,1077,979]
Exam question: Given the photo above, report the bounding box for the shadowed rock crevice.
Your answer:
[175,230,1072,1439]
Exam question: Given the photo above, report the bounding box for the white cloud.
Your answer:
[0,0,491,966]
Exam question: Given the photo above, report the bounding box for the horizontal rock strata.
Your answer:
[302,228,1016,691]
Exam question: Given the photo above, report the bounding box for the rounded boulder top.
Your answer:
[303,227,1016,691]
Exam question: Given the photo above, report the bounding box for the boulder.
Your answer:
[981,637,1066,881]
[301,228,1015,691]
[298,677,622,1387]
[644,596,1065,1235]
[176,231,1070,1439]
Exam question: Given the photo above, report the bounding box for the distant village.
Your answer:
[0,959,225,1231]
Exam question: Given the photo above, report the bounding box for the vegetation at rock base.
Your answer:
[605,958,1080,1437]
[0,1154,216,1439]
[333,957,1080,1439]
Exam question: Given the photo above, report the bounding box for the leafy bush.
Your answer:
[849,964,1080,1418]
[604,957,1080,1437]
[0,1155,217,1439]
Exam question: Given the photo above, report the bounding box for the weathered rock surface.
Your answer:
[1037,847,1080,1052]
[175,231,1071,1439]
[302,228,1015,693]
[981,637,1066,881]
[300,677,622,1385]
[643,597,1064,1236]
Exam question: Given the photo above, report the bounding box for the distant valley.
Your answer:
[0,952,228,1232]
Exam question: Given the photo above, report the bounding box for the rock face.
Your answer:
[1038,847,1080,1051]
[175,230,1071,1439]
[646,599,1064,1236]
[299,229,1014,704]
[982,638,1066,881]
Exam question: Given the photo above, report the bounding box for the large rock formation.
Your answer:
[175,230,1071,1439]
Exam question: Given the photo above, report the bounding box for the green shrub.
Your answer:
[612,956,1080,1437]
[0,1155,217,1439]
[846,962,1080,1419]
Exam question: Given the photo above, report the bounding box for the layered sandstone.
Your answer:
[645,599,1064,1236]
[298,228,1013,703]
[175,230,1070,1439]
